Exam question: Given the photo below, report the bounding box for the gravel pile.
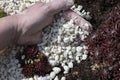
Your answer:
[0,0,91,19]
[0,0,50,15]
[0,0,92,80]
[37,16,90,80]
[0,49,24,80]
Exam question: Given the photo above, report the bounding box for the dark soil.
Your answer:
[76,0,120,29]
[64,0,120,80]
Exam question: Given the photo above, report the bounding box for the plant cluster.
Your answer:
[0,9,7,18]
[16,45,52,78]
[86,5,120,80]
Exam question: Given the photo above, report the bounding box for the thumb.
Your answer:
[63,10,92,31]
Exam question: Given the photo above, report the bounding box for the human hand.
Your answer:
[17,0,74,45]
[16,0,91,45]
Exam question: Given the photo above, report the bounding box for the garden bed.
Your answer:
[0,0,120,80]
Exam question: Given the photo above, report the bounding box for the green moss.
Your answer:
[0,9,7,18]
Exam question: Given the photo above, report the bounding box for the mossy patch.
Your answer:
[0,9,7,18]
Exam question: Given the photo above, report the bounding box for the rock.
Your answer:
[68,62,73,68]
[63,65,69,74]
[53,67,61,74]
[50,71,56,79]
[82,54,87,60]
[61,76,66,80]
[54,76,59,80]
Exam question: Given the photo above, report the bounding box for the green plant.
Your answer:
[0,9,7,18]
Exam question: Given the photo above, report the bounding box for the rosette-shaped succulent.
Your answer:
[17,45,52,78]
[22,64,34,78]
[86,4,120,80]
[23,45,38,59]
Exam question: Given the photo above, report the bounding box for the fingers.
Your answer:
[63,10,92,31]
[47,0,74,14]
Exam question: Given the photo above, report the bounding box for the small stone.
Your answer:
[63,24,69,29]
[44,52,50,56]
[68,62,73,68]
[59,55,64,61]
[77,5,83,11]
[50,71,56,79]
[61,76,66,80]
[76,56,80,61]
[82,54,87,60]
[79,31,84,35]
[66,46,71,51]
[76,46,82,52]
[68,55,73,59]
[63,65,69,74]
[58,36,61,43]
[21,55,25,60]
[54,76,59,80]
[81,35,85,41]
[34,75,38,80]
[38,76,42,80]
[63,37,70,43]
[53,67,61,74]
[55,55,59,61]
[49,60,57,66]
[29,78,33,80]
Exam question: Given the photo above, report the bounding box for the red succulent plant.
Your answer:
[17,45,52,78]
[86,4,120,80]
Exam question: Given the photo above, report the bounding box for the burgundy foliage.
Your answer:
[86,5,120,80]
[17,45,52,78]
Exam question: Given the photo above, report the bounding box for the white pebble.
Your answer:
[55,55,59,61]
[34,75,38,80]
[63,37,70,43]
[76,46,82,52]
[68,55,73,59]
[49,60,57,66]
[61,76,66,80]
[76,56,80,61]
[50,71,56,79]
[21,55,25,60]
[66,46,71,51]
[53,67,61,74]
[82,54,87,60]
[68,62,73,68]
[81,35,85,41]
[63,66,69,74]
[54,76,59,80]
[44,52,50,56]
[57,36,61,43]
[29,78,33,80]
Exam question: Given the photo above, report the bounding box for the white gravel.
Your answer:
[0,0,92,80]
[0,49,24,80]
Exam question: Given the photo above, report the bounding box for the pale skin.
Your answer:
[0,0,91,51]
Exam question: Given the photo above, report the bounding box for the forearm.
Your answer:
[0,15,19,50]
